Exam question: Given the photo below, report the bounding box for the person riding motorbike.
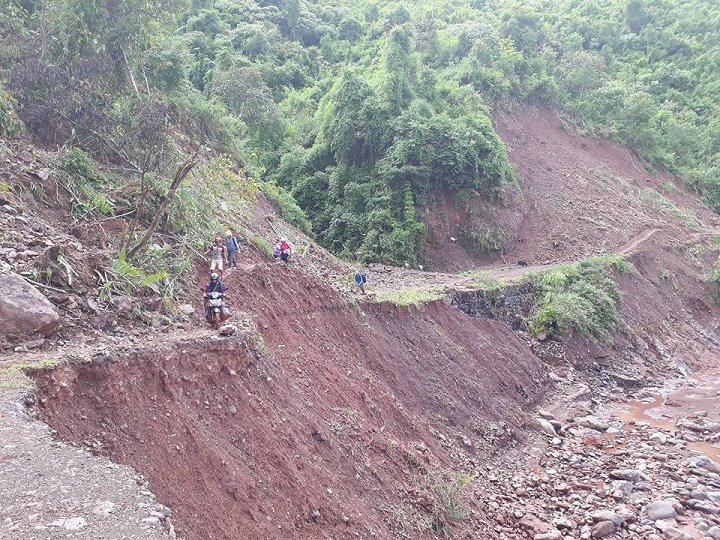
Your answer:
[202,273,229,324]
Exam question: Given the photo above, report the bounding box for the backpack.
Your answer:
[226,236,239,251]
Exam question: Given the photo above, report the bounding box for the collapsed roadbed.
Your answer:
[27,229,720,539]
[29,266,550,539]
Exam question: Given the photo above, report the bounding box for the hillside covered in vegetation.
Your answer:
[1,0,718,265]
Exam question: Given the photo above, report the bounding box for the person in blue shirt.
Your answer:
[225,230,240,269]
[354,269,367,294]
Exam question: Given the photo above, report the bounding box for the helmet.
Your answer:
[210,273,219,280]
[225,230,232,236]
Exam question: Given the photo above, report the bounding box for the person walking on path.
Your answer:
[354,269,367,294]
[225,230,240,269]
[205,235,228,276]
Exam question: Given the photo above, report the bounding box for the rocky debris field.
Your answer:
[479,378,720,540]
[0,389,174,540]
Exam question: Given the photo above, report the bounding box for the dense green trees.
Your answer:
[1,0,718,263]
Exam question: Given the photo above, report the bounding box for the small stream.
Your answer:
[618,371,720,461]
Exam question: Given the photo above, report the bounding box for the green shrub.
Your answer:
[457,225,505,256]
[529,258,631,344]
[0,87,22,136]
[58,147,115,218]
[98,250,170,301]
[261,181,313,235]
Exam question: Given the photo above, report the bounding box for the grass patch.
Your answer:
[0,358,59,389]
[640,188,701,229]
[374,287,444,307]
[709,256,720,303]
[246,231,273,258]
[528,256,633,344]
[261,181,313,235]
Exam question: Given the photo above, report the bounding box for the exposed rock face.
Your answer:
[446,281,537,329]
[0,272,60,338]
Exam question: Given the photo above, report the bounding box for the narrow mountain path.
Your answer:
[365,227,668,295]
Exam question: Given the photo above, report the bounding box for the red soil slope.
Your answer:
[34,249,547,540]
[425,106,719,271]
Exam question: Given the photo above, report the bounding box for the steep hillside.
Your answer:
[426,106,720,271]
[31,246,550,540]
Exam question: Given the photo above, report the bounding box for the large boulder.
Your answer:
[0,272,61,338]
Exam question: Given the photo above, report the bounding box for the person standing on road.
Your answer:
[205,235,228,276]
[354,269,367,294]
[225,230,240,269]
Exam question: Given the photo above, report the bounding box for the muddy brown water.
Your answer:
[618,372,720,461]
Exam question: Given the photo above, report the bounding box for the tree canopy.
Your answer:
[1,0,719,263]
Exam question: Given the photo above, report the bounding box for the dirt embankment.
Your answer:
[33,253,549,540]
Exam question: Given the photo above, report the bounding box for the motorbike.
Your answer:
[204,291,227,329]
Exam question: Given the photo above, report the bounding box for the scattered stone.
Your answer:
[93,500,116,517]
[519,514,551,533]
[534,530,562,540]
[144,296,164,312]
[0,272,61,338]
[47,291,70,304]
[25,337,45,349]
[650,432,668,444]
[49,517,87,530]
[142,516,161,527]
[110,295,134,317]
[611,480,634,500]
[609,469,646,482]
[592,510,624,526]
[178,303,195,316]
[685,499,719,514]
[537,418,558,437]
[591,520,615,538]
[575,415,609,431]
[646,500,678,521]
[219,324,237,336]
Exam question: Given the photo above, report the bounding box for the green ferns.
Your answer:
[98,251,170,301]
[530,257,633,344]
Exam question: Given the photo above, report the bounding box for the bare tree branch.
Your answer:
[126,148,199,259]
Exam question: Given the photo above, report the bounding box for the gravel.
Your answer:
[0,389,174,540]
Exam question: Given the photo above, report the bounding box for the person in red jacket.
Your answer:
[279,238,292,263]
